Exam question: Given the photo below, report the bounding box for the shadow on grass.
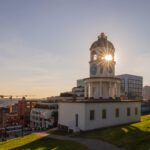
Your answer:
[10,136,59,150]
[79,125,150,150]
[10,135,88,150]
[119,126,150,150]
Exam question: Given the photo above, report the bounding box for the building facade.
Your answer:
[117,74,143,100]
[72,79,84,97]
[59,101,140,131]
[30,103,58,129]
[0,107,9,128]
[58,33,141,132]
[4,113,18,127]
[18,98,43,127]
[72,86,84,97]
[143,86,150,100]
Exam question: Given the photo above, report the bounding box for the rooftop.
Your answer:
[90,33,114,50]
[59,99,141,103]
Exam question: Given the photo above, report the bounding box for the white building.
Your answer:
[30,103,58,129]
[143,86,150,100]
[58,33,141,132]
[59,101,140,131]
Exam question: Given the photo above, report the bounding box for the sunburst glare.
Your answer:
[104,54,112,61]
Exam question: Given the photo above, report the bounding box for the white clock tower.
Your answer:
[84,33,121,99]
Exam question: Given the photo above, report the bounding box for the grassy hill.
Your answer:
[78,115,150,150]
[0,134,88,150]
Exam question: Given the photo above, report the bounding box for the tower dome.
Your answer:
[89,33,116,78]
[90,33,114,50]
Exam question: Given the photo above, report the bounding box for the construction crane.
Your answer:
[0,95,34,113]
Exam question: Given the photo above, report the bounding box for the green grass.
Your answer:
[78,114,150,150]
[0,134,89,150]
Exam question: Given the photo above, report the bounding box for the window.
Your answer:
[128,79,143,99]
[127,108,131,116]
[90,110,95,120]
[135,107,138,115]
[75,114,78,127]
[91,51,98,61]
[102,109,106,119]
[115,108,119,118]
[93,54,97,60]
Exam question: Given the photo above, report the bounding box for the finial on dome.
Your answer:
[98,32,107,39]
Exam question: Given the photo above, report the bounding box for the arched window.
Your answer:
[93,54,97,60]
[91,51,97,61]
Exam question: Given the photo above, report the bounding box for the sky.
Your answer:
[0,0,150,98]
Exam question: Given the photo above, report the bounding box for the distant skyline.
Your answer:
[0,0,150,98]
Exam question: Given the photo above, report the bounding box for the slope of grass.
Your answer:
[0,134,89,150]
[79,115,150,150]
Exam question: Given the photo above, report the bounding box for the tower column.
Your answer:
[109,82,112,98]
[99,81,102,98]
[118,83,120,97]
[112,83,115,98]
[88,82,93,98]
[90,82,93,98]
[88,83,90,98]
[95,83,99,99]
[84,83,88,98]
[115,83,117,98]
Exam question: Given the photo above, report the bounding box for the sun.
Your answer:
[104,54,112,61]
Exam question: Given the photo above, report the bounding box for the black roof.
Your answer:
[90,33,114,50]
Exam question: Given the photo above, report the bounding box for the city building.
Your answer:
[116,74,143,100]
[47,96,73,102]
[143,86,150,100]
[30,102,58,129]
[0,107,10,128]
[3,113,18,127]
[77,79,84,87]
[17,98,43,127]
[72,86,84,97]
[141,100,150,114]
[72,79,84,97]
[0,104,18,128]
[58,33,141,132]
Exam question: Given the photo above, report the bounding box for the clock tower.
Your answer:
[84,33,121,99]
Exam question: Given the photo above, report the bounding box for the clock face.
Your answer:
[90,64,97,75]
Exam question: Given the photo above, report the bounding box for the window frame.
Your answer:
[102,109,107,119]
[127,107,131,116]
[135,107,138,115]
[90,110,95,120]
[115,108,119,118]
